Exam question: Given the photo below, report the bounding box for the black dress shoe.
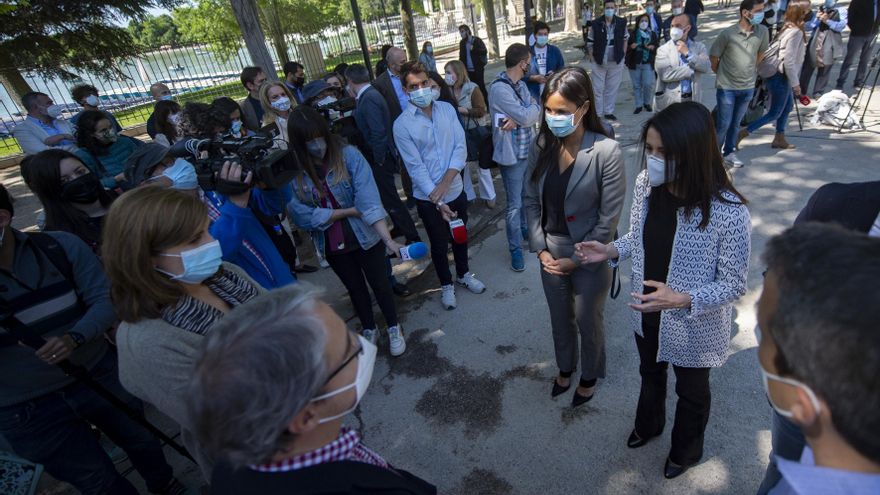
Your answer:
[634,107,643,114]
[644,104,653,112]
[604,113,618,121]
[571,378,596,407]
[664,458,690,479]
[551,378,571,398]
[392,281,412,297]
[293,264,318,273]
[627,429,651,448]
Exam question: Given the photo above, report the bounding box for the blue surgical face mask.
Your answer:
[230,119,243,135]
[545,108,584,138]
[605,8,615,17]
[750,11,765,25]
[160,94,173,101]
[157,239,222,284]
[536,35,549,46]
[646,154,674,186]
[823,0,834,8]
[646,6,655,14]
[409,87,434,108]
[163,158,199,190]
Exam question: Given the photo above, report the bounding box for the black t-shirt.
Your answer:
[642,186,686,327]
[542,161,575,236]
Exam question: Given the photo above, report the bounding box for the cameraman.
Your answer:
[177,102,296,288]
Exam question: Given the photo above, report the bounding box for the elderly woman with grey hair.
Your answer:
[186,284,436,494]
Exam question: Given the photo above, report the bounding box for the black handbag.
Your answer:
[463,116,490,159]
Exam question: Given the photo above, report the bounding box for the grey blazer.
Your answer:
[524,130,626,270]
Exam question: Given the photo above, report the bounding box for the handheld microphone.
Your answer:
[449,219,467,244]
[398,242,429,261]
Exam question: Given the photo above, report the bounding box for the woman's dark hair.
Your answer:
[533,67,609,182]
[154,100,181,143]
[421,40,433,53]
[427,71,457,107]
[75,110,113,153]
[20,149,114,247]
[634,13,650,27]
[212,96,245,127]
[640,101,747,229]
[286,105,349,197]
[180,102,231,139]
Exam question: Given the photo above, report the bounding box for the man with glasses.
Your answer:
[187,284,436,494]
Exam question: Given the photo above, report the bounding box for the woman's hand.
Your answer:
[35,335,77,365]
[574,240,617,264]
[542,255,576,276]
[628,281,692,313]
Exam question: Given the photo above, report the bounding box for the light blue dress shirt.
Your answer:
[770,447,880,495]
[389,71,410,113]
[392,100,466,203]
[28,116,73,147]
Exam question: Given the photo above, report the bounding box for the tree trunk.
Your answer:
[399,0,420,61]
[260,0,291,66]
[230,0,279,80]
[481,0,500,58]
[536,0,548,19]
[0,52,33,112]
[564,0,580,31]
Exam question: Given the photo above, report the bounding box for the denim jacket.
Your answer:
[287,145,387,256]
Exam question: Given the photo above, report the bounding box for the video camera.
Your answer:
[316,97,357,128]
[178,133,299,194]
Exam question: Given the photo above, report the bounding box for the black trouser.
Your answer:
[372,160,419,242]
[415,192,469,286]
[326,242,398,330]
[634,319,712,466]
[468,69,487,100]
[799,41,834,96]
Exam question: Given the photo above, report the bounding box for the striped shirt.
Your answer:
[161,267,259,334]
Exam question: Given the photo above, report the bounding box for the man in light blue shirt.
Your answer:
[393,62,486,311]
[756,224,880,495]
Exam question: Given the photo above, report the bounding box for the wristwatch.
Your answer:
[66,332,86,349]
[435,200,445,209]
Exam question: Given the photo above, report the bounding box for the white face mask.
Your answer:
[445,73,457,86]
[760,364,822,419]
[639,21,649,30]
[85,95,100,107]
[46,104,63,119]
[271,96,291,112]
[317,95,337,107]
[646,154,674,186]
[670,27,685,41]
[672,6,684,14]
[168,113,181,125]
[311,336,377,424]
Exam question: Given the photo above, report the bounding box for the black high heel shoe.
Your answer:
[551,372,573,398]
[571,378,596,407]
[627,429,651,448]
[664,458,690,479]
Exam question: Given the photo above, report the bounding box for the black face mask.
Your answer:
[295,76,305,86]
[61,174,101,204]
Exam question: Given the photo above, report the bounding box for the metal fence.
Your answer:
[0,4,563,158]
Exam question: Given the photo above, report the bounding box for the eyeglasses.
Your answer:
[324,332,363,385]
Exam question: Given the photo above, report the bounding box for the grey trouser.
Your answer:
[540,233,611,381]
[836,34,875,89]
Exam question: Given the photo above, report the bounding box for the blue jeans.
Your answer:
[756,410,807,494]
[715,88,755,155]
[0,352,173,495]
[747,73,794,134]
[499,158,529,253]
[630,63,655,108]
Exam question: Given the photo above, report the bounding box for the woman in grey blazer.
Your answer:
[576,102,751,479]
[524,67,626,407]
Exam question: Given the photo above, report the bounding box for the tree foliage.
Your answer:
[128,14,182,47]
[0,0,178,78]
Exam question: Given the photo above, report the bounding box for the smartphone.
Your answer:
[494,113,508,128]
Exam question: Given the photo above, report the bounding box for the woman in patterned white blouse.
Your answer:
[575,101,751,480]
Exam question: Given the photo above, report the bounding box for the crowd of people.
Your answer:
[1,1,879,493]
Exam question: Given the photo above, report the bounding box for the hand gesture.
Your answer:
[385,239,406,258]
[439,203,457,222]
[501,118,517,131]
[628,281,692,312]
[542,254,576,276]
[676,40,690,56]
[35,335,77,365]
[219,160,252,208]
[429,181,451,204]
[574,240,614,264]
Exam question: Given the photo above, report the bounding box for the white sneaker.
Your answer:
[387,325,406,357]
[441,284,457,310]
[456,272,486,294]
[362,328,377,345]
[724,152,744,168]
